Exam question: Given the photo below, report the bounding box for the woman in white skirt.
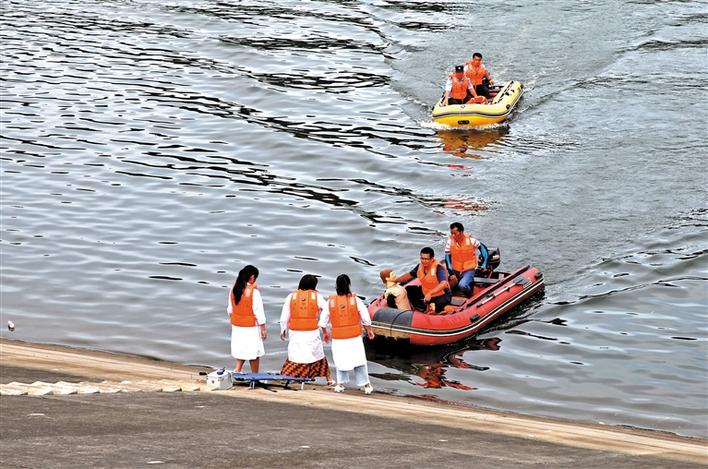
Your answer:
[319,274,375,394]
[279,274,333,385]
[228,264,267,372]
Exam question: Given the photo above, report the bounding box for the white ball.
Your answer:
[7,321,15,332]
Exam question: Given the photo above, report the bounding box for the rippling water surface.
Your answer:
[1,0,707,437]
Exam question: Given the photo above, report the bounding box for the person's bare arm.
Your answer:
[394,272,414,285]
[423,280,450,302]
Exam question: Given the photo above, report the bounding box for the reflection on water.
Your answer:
[435,127,508,159]
[441,197,490,212]
[367,336,503,391]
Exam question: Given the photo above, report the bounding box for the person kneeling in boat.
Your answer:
[443,65,486,106]
[392,247,452,313]
[379,268,412,310]
[464,52,494,99]
[445,222,480,298]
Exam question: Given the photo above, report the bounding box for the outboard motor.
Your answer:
[476,243,501,276]
[487,246,501,271]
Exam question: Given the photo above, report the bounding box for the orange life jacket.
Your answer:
[450,234,478,272]
[328,294,362,340]
[449,74,472,100]
[230,284,257,327]
[289,289,319,331]
[417,260,445,298]
[465,62,488,86]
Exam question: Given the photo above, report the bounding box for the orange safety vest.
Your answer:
[289,289,319,331]
[230,284,257,327]
[465,62,488,86]
[449,74,472,100]
[417,260,445,298]
[328,294,362,340]
[450,234,479,272]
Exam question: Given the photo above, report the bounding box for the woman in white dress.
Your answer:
[279,274,333,385]
[228,265,267,372]
[319,274,375,394]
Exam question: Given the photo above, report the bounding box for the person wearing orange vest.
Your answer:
[319,274,375,395]
[444,222,481,298]
[228,264,267,373]
[464,52,494,98]
[392,247,452,313]
[443,65,480,106]
[278,274,333,386]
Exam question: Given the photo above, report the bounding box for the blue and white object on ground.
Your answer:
[206,368,233,390]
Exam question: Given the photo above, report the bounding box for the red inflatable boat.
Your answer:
[367,262,544,346]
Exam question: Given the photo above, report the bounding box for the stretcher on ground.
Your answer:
[205,368,314,391]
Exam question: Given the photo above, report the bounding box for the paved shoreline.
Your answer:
[1,338,706,467]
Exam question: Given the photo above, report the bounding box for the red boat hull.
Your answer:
[367,265,544,346]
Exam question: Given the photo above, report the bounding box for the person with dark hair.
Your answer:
[392,247,452,313]
[445,222,481,297]
[319,274,375,395]
[227,265,267,373]
[279,274,333,385]
[464,52,494,98]
[443,64,480,106]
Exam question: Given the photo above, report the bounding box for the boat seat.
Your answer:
[450,297,467,307]
[474,277,498,285]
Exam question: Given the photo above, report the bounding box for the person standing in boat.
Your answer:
[279,274,334,386]
[464,52,494,99]
[443,65,481,106]
[228,265,267,373]
[445,222,481,298]
[392,247,452,313]
[319,274,375,395]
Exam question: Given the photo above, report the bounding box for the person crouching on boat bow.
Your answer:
[445,222,480,298]
[379,268,412,310]
[443,65,485,106]
[392,247,452,313]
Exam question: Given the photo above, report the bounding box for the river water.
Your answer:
[1,0,707,437]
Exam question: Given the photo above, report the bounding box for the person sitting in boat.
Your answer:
[444,222,480,298]
[379,268,412,310]
[464,52,494,99]
[443,65,484,106]
[391,247,452,313]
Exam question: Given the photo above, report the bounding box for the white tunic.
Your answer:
[228,286,266,360]
[279,292,328,364]
[318,296,371,371]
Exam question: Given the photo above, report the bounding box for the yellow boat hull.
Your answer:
[431,81,524,127]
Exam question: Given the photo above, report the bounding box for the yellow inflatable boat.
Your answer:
[431,80,524,128]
